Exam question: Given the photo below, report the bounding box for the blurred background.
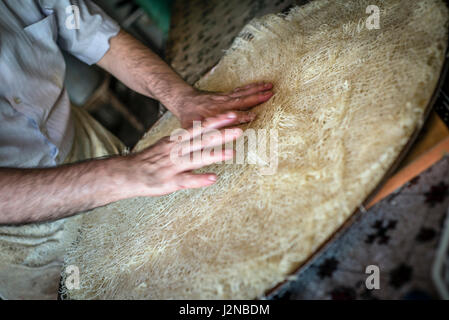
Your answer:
[64,0,174,148]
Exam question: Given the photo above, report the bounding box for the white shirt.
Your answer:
[0,0,120,168]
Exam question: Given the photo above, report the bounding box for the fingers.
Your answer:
[225,90,273,110]
[202,112,241,130]
[232,83,259,92]
[225,82,273,110]
[232,82,271,93]
[203,111,257,126]
[176,148,235,172]
[174,111,255,158]
[231,111,257,124]
[230,82,273,97]
[178,112,248,142]
[177,127,242,156]
[175,172,217,189]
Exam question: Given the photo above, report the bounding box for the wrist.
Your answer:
[155,83,199,119]
[101,156,137,201]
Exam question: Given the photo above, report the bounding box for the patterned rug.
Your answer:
[271,156,449,300]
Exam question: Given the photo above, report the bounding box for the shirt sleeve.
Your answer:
[0,100,56,168]
[39,0,120,65]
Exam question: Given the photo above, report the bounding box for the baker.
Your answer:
[0,0,273,299]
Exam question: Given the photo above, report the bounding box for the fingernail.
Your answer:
[208,175,217,181]
[260,92,273,98]
[227,112,237,119]
[264,83,273,88]
[225,149,234,156]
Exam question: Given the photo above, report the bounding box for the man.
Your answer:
[0,0,273,299]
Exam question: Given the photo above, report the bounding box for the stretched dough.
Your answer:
[63,0,448,299]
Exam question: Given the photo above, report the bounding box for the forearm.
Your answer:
[97,30,274,129]
[0,113,246,225]
[0,157,130,225]
[97,30,192,118]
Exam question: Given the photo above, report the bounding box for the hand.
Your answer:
[173,82,274,128]
[119,112,243,197]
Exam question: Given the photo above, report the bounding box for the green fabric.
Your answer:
[135,0,174,35]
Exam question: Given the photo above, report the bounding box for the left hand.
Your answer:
[172,82,274,128]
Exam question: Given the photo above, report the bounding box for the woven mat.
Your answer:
[167,0,449,299]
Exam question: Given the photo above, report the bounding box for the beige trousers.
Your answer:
[0,106,125,299]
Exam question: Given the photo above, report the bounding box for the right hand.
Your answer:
[118,112,244,198]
